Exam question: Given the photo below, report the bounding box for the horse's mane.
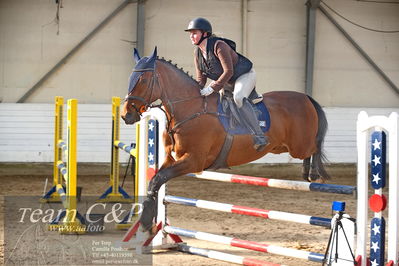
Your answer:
[156,57,199,87]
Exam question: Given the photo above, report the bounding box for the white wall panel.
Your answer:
[0,102,136,163]
[1,103,398,164]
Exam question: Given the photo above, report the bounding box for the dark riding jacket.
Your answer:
[195,37,253,91]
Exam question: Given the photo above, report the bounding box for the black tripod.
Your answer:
[323,207,357,265]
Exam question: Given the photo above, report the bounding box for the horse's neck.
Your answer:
[157,61,199,99]
[156,61,203,119]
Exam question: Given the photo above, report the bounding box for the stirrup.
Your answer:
[253,135,268,152]
[248,89,263,104]
[252,95,263,104]
[254,142,266,152]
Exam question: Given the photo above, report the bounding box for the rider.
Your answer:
[185,17,268,151]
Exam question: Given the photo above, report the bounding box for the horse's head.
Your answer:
[121,47,159,125]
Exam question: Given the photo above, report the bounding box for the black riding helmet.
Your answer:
[185,17,212,34]
[185,17,212,45]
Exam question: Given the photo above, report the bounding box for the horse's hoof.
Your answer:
[139,197,157,232]
[305,175,326,184]
[140,223,157,236]
[308,173,321,182]
[140,222,154,233]
[149,224,158,235]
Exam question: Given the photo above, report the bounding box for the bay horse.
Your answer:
[121,47,329,233]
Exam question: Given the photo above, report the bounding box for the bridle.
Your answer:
[124,60,220,141]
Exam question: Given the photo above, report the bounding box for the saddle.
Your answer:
[206,89,270,170]
[218,89,270,135]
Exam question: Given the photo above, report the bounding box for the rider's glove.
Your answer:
[200,86,214,96]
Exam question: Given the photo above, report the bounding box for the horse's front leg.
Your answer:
[138,159,174,234]
[160,131,176,169]
[139,153,203,233]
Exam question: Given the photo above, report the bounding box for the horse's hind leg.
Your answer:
[308,155,325,182]
[302,157,311,181]
[303,156,324,182]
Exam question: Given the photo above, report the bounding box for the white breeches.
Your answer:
[233,68,256,108]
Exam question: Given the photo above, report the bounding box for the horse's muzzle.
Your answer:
[122,112,141,125]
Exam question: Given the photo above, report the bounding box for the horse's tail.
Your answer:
[307,95,330,180]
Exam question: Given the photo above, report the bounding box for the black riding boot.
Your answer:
[239,98,268,151]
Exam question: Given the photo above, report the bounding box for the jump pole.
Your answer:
[356,111,399,266]
[164,225,325,263]
[188,171,355,195]
[97,97,134,203]
[177,243,284,266]
[164,195,332,228]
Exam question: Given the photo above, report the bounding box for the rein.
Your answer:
[125,63,218,135]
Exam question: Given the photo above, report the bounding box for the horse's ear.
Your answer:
[133,48,141,63]
[149,46,157,60]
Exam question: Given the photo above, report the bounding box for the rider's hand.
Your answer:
[200,86,214,96]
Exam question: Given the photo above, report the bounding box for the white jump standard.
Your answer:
[355,111,399,266]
